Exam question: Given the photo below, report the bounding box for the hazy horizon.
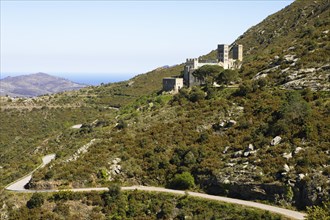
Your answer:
[0,72,136,86]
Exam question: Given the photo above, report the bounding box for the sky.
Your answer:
[1,0,293,84]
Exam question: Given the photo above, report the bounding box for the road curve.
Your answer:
[5,155,306,220]
[5,154,56,191]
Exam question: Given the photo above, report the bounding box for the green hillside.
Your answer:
[204,0,330,90]
[0,0,329,218]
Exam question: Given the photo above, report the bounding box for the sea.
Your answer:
[0,72,137,86]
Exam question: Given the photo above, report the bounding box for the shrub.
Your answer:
[189,87,205,103]
[116,119,127,129]
[26,193,44,209]
[169,172,195,190]
[307,201,330,220]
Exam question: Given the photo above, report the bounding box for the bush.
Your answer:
[102,184,122,205]
[307,201,330,220]
[169,172,195,190]
[235,81,253,96]
[189,87,205,103]
[216,69,238,85]
[116,119,127,129]
[27,193,44,209]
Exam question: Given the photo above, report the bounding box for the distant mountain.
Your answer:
[0,72,87,97]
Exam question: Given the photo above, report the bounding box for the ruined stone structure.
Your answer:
[162,78,183,93]
[184,43,243,87]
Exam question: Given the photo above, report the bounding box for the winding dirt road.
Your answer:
[5,154,306,220]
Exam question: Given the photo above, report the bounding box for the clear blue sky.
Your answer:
[1,0,293,81]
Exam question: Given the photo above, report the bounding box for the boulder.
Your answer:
[298,173,305,180]
[227,120,237,127]
[294,147,303,154]
[271,136,282,146]
[284,54,295,62]
[283,152,293,160]
[243,151,250,157]
[234,150,243,158]
[223,146,230,154]
[112,158,121,164]
[226,163,235,167]
[284,164,290,172]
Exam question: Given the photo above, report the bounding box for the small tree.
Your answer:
[193,65,224,86]
[169,172,195,190]
[102,184,121,206]
[26,193,44,209]
[216,69,238,85]
[189,87,205,103]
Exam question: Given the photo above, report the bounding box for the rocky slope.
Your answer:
[204,0,330,91]
[0,72,86,97]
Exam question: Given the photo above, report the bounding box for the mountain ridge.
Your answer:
[0,72,87,97]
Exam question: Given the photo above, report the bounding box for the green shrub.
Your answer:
[27,193,44,209]
[307,201,330,220]
[169,172,195,190]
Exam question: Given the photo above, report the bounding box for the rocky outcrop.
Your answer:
[65,139,98,163]
[108,158,122,181]
[295,172,330,209]
[199,174,287,203]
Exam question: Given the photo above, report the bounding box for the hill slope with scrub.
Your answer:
[0,0,329,218]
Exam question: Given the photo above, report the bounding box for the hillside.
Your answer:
[203,0,330,91]
[0,72,87,97]
[0,0,329,218]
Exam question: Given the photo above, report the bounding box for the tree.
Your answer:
[193,65,224,86]
[235,80,254,96]
[169,172,195,190]
[216,69,238,85]
[26,193,44,209]
[102,184,122,206]
[189,87,205,103]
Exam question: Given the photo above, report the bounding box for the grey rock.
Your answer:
[226,163,235,167]
[284,54,295,62]
[112,158,121,164]
[243,151,250,157]
[283,152,293,160]
[271,136,282,146]
[248,144,254,151]
[234,150,243,158]
[227,120,237,127]
[294,147,303,154]
[223,146,230,154]
[298,173,305,180]
[223,179,231,184]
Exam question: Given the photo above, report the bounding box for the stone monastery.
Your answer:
[163,43,243,93]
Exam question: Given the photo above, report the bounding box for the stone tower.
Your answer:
[232,44,243,61]
[217,44,229,69]
[217,44,229,63]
